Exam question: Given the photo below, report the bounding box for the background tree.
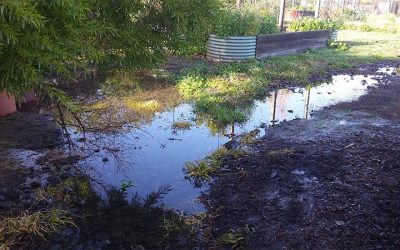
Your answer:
[0,0,221,107]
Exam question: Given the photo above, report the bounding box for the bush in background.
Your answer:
[340,14,400,33]
[287,18,340,32]
[213,9,278,36]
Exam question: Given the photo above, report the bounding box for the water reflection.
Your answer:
[71,74,380,212]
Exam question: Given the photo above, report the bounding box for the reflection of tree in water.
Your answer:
[193,99,257,136]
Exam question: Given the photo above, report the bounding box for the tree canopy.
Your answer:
[0,0,221,99]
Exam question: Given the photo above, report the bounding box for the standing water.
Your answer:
[70,74,381,212]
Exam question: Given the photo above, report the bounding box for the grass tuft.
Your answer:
[0,209,75,248]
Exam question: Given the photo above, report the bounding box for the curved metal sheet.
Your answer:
[207,35,256,62]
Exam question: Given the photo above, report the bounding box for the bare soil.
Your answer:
[201,66,400,249]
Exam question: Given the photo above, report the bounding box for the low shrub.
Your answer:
[213,9,278,36]
[287,18,340,32]
[327,39,348,51]
[340,14,400,33]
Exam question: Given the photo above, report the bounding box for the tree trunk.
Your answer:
[315,0,321,18]
[278,0,286,32]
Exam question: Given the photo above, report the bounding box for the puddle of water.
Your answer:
[70,74,380,213]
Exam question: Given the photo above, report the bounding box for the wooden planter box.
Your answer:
[0,92,16,116]
[256,30,331,58]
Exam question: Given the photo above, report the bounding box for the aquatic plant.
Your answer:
[184,160,214,183]
[184,147,250,186]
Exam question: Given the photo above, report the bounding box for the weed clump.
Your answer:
[0,210,75,248]
[184,147,249,186]
[172,121,192,130]
[267,148,294,157]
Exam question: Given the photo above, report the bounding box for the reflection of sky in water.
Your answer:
[72,74,379,213]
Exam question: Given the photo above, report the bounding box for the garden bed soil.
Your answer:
[201,67,400,249]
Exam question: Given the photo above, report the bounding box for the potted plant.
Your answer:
[0,92,16,116]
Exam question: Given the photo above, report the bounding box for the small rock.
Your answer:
[291,169,305,175]
[102,157,109,162]
[335,220,345,226]
[223,139,240,150]
[287,110,294,113]
[270,169,278,178]
[30,179,42,188]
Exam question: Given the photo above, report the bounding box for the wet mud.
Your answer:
[200,68,400,249]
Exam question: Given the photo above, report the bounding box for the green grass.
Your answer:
[184,147,249,186]
[176,30,400,128]
[0,210,75,248]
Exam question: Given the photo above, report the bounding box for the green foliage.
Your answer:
[218,230,244,249]
[194,96,248,125]
[0,0,103,98]
[120,180,134,193]
[213,9,278,36]
[184,147,228,185]
[101,72,141,96]
[0,0,221,102]
[341,14,400,33]
[184,160,214,183]
[327,39,348,51]
[287,18,339,32]
[0,209,75,248]
[184,147,249,186]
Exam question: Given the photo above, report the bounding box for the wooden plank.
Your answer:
[256,30,330,59]
[257,32,301,43]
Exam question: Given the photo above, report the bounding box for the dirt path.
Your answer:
[201,66,400,249]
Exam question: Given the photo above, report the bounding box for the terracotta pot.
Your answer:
[0,92,16,116]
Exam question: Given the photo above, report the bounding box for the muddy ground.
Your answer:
[0,60,399,249]
[201,66,400,249]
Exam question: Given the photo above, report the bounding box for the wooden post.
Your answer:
[315,0,321,18]
[271,91,278,125]
[303,88,311,119]
[278,0,286,32]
